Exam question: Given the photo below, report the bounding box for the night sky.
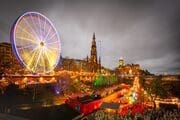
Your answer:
[0,0,179,74]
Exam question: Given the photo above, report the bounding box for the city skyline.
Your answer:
[0,0,180,74]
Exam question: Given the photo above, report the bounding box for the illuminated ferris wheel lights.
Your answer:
[17,36,39,44]
[11,12,61,73]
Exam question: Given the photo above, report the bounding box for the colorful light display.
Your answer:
[93,74,118,86]
[10,12,61,73]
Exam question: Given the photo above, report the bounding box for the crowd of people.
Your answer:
[141,108,180,120]
[88,108,180,120]
[119,108,180,120]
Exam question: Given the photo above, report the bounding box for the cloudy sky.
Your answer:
[0,0,179,74]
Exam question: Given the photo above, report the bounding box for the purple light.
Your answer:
[54,84,61,95]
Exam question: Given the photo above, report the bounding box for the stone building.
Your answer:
[0,42,19,68]
[0,42,22,74]
[115,58,141,78]
[0,42,12,67]
[60,33,101,73]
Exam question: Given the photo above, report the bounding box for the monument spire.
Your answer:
[90,32,97,63]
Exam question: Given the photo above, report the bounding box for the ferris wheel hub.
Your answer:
[40,41,44,47]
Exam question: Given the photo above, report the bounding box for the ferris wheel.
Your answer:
[10,12,61,73]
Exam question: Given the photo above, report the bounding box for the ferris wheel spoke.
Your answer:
[20,46,38,59]
[48,47,59,52]
[43,53,46,73]
[43,25,52,42]
[16,36,38,44]
[45,32,57,42]
[46,48,57,56]
[44,51,52,67]
[46,49,58,65]
[23,18,40,41]
[45,40,59,45]
[38,14,43,40]
[26,48,38,68]
[46,46,58,54]
[47,46,59,52]
[21,46,38,66]
[29,47,38,56]
[17,44,35,50]
[34,48,43,71]
[17,26,37,40]
[43,18,46,38]
[45,48,54,61]
[30,13,41,41]
[44,48,55,66]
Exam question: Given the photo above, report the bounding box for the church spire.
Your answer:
[90,32,97,63]
[93,32,96,40]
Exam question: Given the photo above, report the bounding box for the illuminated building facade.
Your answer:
[0,42,17,67]
[118,57,125,67]
[0,42,12,67]
[0,42,22,73]
[116,57,141,78]
[118,64,140,76]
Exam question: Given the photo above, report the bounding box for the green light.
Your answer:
[93,74,118,86]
